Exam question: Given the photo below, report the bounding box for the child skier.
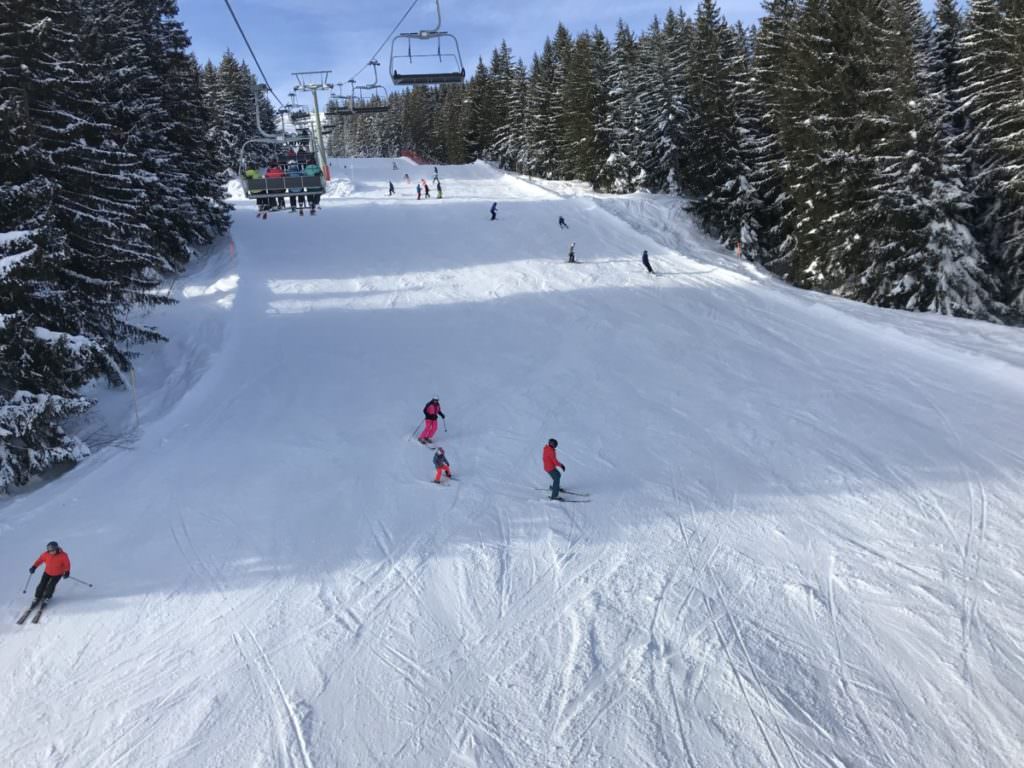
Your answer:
[543,439,566,499]
[418,397,446,443]
[29,541,71,603]
[432,447,453,483]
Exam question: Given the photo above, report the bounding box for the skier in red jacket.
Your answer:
[543,438,566,499]
[30,541,71,602]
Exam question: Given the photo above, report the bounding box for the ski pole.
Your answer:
[442,417,447,433]
[68,576,94,588]
[410,419,424,440]
[21,573,32,594]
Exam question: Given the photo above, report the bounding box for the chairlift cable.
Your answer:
[222,0,285,107]
[346,0,421,85]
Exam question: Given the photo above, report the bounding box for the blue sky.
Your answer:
[181,1,766,103]
[180,1,939,109]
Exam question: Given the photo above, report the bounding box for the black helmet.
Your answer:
[436,447,445,453]
[548,438,558,447]
[46,541,59,553]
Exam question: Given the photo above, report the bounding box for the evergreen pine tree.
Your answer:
[596,21,642,191]
[684,5,748,241]
[959,0,1024,314]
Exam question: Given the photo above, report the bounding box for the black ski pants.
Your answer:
[548,469,562,499]
[35,573,62,601]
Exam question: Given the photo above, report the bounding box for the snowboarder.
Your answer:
[388,181,395,196]
[416,183,422,200]
[568,242,576,263]
[418,398,446,443]
[29,541,71,603]
[558,216,568,229]
[436,180,443,199]
[642,249,654,274]
[543,439,566,500]
[432,447,453,483]
[490,202,498,221]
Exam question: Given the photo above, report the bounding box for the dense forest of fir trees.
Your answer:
[330,0,1024,324]
[0,1,277,489]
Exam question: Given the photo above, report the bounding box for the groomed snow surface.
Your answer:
[3,158,1023,767]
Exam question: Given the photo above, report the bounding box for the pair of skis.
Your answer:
[535,488,591,503]
[16,599,47,625]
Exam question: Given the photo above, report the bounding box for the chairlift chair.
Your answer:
[389,0,465,86]
[351,60,391,114]
[238,138,325,206]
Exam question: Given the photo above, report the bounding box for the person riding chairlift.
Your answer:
[264,163,286,211]
[303,161,322,211]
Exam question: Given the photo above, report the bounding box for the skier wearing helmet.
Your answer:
[542,439,566,499]
[418,397,445,444]
[432,447,453,483]
[29,541,71,602]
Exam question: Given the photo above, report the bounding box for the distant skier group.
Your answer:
[390,166,443,201]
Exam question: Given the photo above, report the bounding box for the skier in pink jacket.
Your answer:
[418,398,445,443]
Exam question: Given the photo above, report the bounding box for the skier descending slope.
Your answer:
[642,249,654,275]
[19,541,71,622]
[418,398,445,444]
[543,439,566,499]
[432,447,453,483]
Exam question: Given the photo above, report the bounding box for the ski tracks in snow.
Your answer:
[168,511,315,768]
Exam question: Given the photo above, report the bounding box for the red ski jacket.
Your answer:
[33,550,71,577]
[543,445,563,472]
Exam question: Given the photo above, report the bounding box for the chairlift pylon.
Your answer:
[389,0,465,86]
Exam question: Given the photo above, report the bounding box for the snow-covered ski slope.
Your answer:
[3,157,1024,767]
